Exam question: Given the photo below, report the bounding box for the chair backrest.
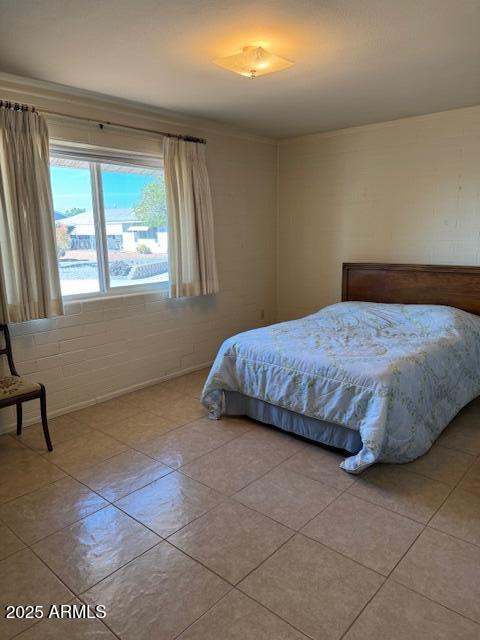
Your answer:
[0,324,19,376]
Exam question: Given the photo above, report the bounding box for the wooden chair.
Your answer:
[0,324,52,451]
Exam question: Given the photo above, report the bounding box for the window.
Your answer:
[49,147,168,298]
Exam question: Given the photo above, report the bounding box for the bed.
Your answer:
[201,263,480,473]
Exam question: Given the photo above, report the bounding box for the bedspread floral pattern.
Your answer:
[201,302,480,473]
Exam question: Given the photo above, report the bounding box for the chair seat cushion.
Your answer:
[0,376,40,399]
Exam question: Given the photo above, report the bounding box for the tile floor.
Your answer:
[0,368,479,639]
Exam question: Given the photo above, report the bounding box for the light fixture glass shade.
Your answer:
[213,46,293,78]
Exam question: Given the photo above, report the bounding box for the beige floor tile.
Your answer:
[121,384,183,411]
[136,417,249,469]
[234,466,340,529]
[151,395,207,425]
[116,471,223,537]
[0,522,25,559]
[0,448,65,504]
[0,476,108,545]
[302,493,423,575]
[83,541,230,640]
[459,458,480,497]
[181,427,303,495]
[239,534,383,640]
[43,430,128,474]
[73,449,172,501]
[33,505,159,593]
[70,398,140,429]
[94,410,179,447]
[393,527,480,622]
[400,443,474,485]
[0,434,30,463]
[169,500,292,584]
[122,381,203,415]
[178,589,308,640]
[18,414,86,453]
[344,579,480,640]
[349,464,451,523]
[430,487,480,546]
[0,548,72,639]
[15,598,115,639]
[282,445,356,490]
[439,406,480,455]
[160,369,209,399]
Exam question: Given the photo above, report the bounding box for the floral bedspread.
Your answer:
[201,302,480,473]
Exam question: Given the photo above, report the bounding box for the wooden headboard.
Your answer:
[342,263,480,315]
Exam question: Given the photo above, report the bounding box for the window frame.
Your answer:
[49,143,169,302]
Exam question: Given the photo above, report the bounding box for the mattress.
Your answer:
[202,301,480,473]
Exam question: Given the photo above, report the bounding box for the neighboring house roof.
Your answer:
[54,210,66,220]
[65,208,138,225]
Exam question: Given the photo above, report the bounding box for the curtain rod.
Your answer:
[0,99,207,144]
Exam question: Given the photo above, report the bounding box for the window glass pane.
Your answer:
[100,163,168,288]
[49,158,101,296]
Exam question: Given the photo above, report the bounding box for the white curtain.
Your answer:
[0,105,63,323]
[164,137,219,298]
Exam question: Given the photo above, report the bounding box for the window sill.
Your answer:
[62,281,170,304]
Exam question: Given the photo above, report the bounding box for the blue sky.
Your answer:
[50,166,158,212]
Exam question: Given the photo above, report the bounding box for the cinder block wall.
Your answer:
[277,105,480,320]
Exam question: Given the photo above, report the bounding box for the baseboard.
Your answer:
[0,360,213,435]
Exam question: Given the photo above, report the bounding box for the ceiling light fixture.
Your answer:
[213,46,293,79]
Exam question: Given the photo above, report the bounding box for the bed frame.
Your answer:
[342,263,480,315]
[223,262,480,459]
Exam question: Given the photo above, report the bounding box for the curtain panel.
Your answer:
[164,137,219,298]
[0,106,63,323]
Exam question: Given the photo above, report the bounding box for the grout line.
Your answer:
[235,588,317,640]
[2,385,480,638]
[423,454,477,526]
[341,486,429,524]
[296,530,388,580]
[126,418,253,469]
[162,537,247,587]
[175,584,317,640]
[0,391,206,505]
[337,443,480,637]
[338,574,386,640]
[8,594,81,640]
[344,465,456,526]
[75,538,164,597]
[175,423,309,497]
[0,423,470,560]
[170,588,237,640]
[111,486,222,541]
[337,529,424,639]
[427,522,480,550]
[0,519,30,560]
[1,411,250,554]
[388,577,480,627]
[77,538,234,640]
[234,530,297,586]
[28,527,161,597]
[27,545,76,597]
[2,398,300,621]
[6,499,111,548]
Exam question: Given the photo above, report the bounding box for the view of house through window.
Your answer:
[49,153,168,297]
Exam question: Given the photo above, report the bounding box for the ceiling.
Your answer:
[0,0,479,138]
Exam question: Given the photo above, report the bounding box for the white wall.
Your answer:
[277,105,480,320]
[0,75,277,431]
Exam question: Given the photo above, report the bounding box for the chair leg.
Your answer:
[16,403,23,435]
[39,385,53,452]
